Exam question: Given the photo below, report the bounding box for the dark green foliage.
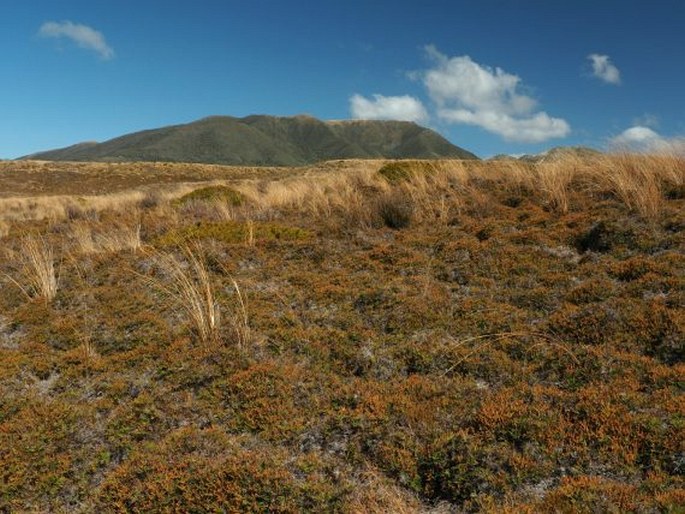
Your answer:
[574,220,637,253]
[377,160,437,184]
[419,433,484,502]
[24,116,478,165]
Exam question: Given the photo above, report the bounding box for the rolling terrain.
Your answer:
[0,155,683,512]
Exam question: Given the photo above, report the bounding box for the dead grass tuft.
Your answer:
[71,220,142,254]
[142,243,249,351]
[4,234,59,304]
[536,159,578,214]
[146,244,221,348]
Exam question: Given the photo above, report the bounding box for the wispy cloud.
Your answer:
[350,94,428,123]
[419,46,570,143]
[588,54,620,84]
[39,21,114,60]
[632,113,659,128]
[609,126,684,153]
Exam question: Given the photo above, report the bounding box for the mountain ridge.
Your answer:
[488,146,602,163]
[23,115,478,165]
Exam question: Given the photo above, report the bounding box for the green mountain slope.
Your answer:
[24,115,478,165]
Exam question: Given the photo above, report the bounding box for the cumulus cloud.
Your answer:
[609,126,685,153]
[39,21,114,60]
[417,46,570,143]
[350,94,428,123]
[588,54,620,84]
[439,109,570,144]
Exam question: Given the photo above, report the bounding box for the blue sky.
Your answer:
[2,0,684,158]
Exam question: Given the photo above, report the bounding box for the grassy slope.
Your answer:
[0,156,683,512]
[23,116,478,165]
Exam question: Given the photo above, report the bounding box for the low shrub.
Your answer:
[156,220,310,246]
[173,185,247,207]
[377,161,437,184]
[376,191,413,229]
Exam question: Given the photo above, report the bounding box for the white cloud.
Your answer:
[39,21,114,60]
[439,109,570,144]
[418,46,569,143]
[609,126,685,153]
[350,94,428,123]
[588,54,620,85]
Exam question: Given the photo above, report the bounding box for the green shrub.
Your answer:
[574,220,635,253]
[174,186,247,207]
[419,432,504,504]
[377,161,437,184]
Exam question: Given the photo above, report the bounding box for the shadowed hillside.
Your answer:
[23,115,478,165]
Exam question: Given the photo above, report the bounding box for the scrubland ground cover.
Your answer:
[0,154,683,512]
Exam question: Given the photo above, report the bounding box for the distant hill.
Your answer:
[489,146,602,163]
[24,115,478,165]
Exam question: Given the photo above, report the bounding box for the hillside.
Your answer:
[0,156,683,512]
[23,115,478,165]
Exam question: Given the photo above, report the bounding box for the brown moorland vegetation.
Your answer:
[0,154,683,512]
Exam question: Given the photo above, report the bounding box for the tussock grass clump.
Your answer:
[376,190,413,229]
[591,153,683,220]
[138,191,162,210]
[536,160,578,214]
[143,243,249,350]
[4,235,59,304]
[71,221,142,254]
[147,244,221,348]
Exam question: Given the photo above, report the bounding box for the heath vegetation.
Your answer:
[0,154,683,512]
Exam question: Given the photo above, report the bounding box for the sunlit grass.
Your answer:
[4,234,59,304]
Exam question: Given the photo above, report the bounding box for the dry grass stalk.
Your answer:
[594,154,667,220]
[227,278,250,351]
[4,235,59,304]
[0,220,10,238]
[495,160,536,192]
[347,467,424,514]
[401,165,464,223]
[71,223,97,254]
[536,160,578,214]
[652,153,685,189]
[212,199,236,221]
[245,219,255,247]
[151,244,221,348]
[80,333,99,370]
[104,222,142,253]
[144,244,250,351]
[442,331,579,376]
[71,221,142,254]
